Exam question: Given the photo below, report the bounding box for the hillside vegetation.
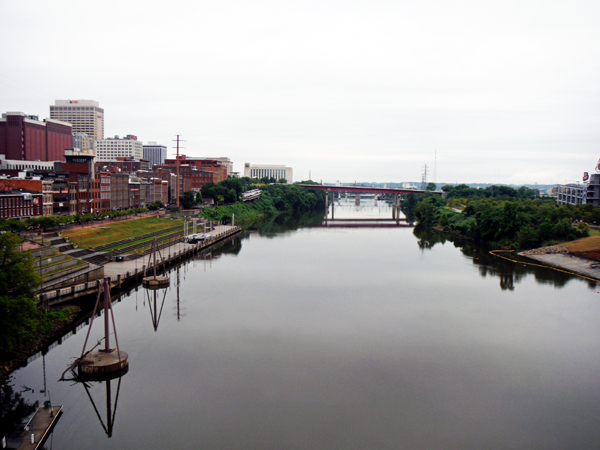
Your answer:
[405,185,593,250]
[201,181,327,223]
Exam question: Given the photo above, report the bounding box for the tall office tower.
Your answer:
[143,142,167,168]
[50,100,104,140]
[96,135,143,161]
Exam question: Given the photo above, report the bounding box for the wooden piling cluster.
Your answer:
[39,226,242,306]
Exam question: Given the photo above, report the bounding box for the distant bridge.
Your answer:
[298,184,441,195]
[298,184,444,220]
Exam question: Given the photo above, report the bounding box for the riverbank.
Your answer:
[2,224,241,385]
[517,237,600,281]
[0,306,80,386]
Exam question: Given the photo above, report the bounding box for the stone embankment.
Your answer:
[518,246,569,256]
[518,245,600,281]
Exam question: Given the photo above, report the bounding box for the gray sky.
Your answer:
[1,0,599,185]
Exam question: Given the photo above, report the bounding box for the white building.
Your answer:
[244,163,293,183]
[73,133,95,156]
[143,142,167,168]
[96,135,143,161]
[50,100,104,140]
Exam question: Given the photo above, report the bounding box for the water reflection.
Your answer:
[414,224,449,250]
[75,375,125,438]
[245,211,325,236]
[0,383,39,442]
[6,207,600,450]
[145,287,168,331]
[413,224,595,291]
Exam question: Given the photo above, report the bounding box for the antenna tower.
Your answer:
[420,164,428,190]
[434,150,437,188]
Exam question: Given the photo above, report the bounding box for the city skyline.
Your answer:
[1,0,599,185]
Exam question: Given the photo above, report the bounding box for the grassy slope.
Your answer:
[61,216,182,249]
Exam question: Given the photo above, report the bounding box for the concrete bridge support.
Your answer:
[355,193,360,206]
[392,194,403,220]
[331,193,335,219]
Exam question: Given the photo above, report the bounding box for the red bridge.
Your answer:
[298,184,444,220]
[298,184,435,195]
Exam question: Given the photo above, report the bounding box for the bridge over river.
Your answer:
[299,184,444,220]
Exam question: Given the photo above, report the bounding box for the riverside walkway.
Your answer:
[39,225,241,306]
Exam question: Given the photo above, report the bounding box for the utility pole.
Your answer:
[173,135,185,208]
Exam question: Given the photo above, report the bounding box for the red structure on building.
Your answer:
[0,112,72,162]
[162,156,227,184]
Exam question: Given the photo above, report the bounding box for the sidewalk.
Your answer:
[102,224,234,278]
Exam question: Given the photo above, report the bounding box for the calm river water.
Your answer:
[5,200,600,449]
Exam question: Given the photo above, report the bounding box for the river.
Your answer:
[4,199,600,449]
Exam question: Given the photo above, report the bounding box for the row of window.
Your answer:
[1,207,38,218]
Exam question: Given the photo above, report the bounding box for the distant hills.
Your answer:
[324,182,557,193]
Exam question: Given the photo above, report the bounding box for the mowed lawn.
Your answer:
[61,216,182,249]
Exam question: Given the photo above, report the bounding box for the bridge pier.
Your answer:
[331,193,335,219]
[355,193,360,206]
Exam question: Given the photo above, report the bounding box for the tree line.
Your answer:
[200,179,327,223]
[0,233,71,360]
[404,185,593,250]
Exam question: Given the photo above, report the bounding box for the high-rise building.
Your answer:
[0,112,72,162]
[143,142,167,168]
[95,135,143,161]
[50,100,104,140]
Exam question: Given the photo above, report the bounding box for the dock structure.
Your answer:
[14,405,62,450]
[38,224,241,306]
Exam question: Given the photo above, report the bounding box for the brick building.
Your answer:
[162,156,227,184]
[0,178,53,217]
[95,157,150,174]
[111,172,129,210]
[0,112,72,162]
[0,188,43,219]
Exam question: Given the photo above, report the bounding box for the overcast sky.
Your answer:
[1,0,599,185]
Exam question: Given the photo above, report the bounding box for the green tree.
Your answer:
[180,191,196,209]
[426,182,437,191]
[0,233,43,356]
[0,233,41,299]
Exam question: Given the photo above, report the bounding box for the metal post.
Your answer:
[104,279,110,352]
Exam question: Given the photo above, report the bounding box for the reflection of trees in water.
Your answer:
[402,209,416,225]
[0,383,39,439]
[414,226,583,291]
[413,225,448,250]
[244,212,325,237]
[210,236,242,257]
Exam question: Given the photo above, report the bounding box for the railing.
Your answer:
[39,226,242,305]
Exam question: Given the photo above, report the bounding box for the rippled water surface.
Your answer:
[6,201,600,449]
